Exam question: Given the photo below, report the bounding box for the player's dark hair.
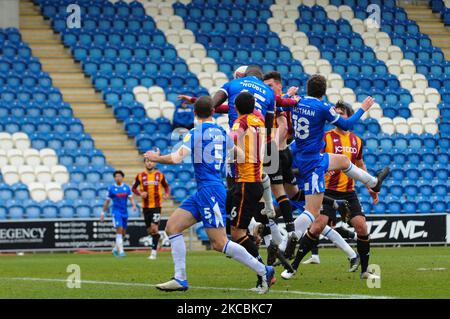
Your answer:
[194,96,213,118]
[244,65,263,80]
[307,74,327,98]
[263,70,282,83]
[335,100,355,117]
[235,91,255,115]
[113,170,125,178]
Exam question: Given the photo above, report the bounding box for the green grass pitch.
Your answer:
[0,247,448,299]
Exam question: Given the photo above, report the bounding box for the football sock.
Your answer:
[237,235,262,261]
[169,233,187,281]
[224,240,266,276]
[152,233,161,250]
[357,234,370,273]
[277,195,294,232]
[323,226,357,259]
[268,219,283,246]
[293,210,315,239]
[343,163,377,188]
[261,174,274,212]
[116,234,124,254]
[292,230,318,270]
[335,227,356,240]
[310,240,319,255]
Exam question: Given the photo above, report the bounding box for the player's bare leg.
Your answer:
[328,154,390,193]
[156,208,197,292]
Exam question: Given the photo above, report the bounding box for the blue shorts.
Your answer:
[112,211,128,229]
[295,153,329,196]
[179,185,227,229]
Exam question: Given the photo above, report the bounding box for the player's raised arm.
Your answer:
[213,86,228,111]
[328,96,375,131]
[144,145,190,165]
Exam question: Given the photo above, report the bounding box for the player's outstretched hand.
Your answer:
[132,205,137,212]
[141,191,148,198]
[361,96,375,111]
[144,149,160,162]
[287,86,299,97]
[177,95,193,105]
[293,95,301,102]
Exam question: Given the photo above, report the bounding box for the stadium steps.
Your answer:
[18,0,180,215]
[401,3,450,60]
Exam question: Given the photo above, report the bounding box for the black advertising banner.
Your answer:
[0,214,447,251]
[0,218,168,252]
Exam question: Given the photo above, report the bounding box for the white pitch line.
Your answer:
[1,277,394,299]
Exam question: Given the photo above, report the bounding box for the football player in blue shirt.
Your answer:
[144,96,274,294]
[280,74,389,279]
[213,66,278,226]
[100,170,136,257]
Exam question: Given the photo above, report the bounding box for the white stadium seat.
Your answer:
[208,86,220,96]
[325,5,340,20]
[198,72,213,88]
[412,74,428,89]
[12,132,30,150]
[302,60,317,74]
[7,149,24,167]
[422,118,438,134]
[362,32,377,47]
[270,4,285,18]
[212,72,228,87]
[0,150,7,167]
[29,182,46,202]
[410,103,425,119]
[388,46,403,61]
[267,17,282,33]
[35,166,52,183]
[328,73,344,89]
[133,86,150,104]
[340,88,356,104]
[326,88,341,104]
[279,32,294,47]
[39,148,58,167]
[367,103,383,119]
[281,20,297,32]
[424,88,440,104]
[407,118,424,134]
[146,105,162,119]
[400,60,416,75]
[350,18,365,34]
[411,88,426,104]
[376,32,391,47]
[285,5,299,18]
[46,182,64,202]
[338,5,354,20]
[424,103,440,119]
[0,133,13,151]
[154,16,170,30]
[393,117,409,134]
[165,29,181,44]
[375,47,389,61]
[201,57,218,73]
[179,29,195,45]
[1,165,19,185]
[161,102,175,121]
[379,118,395,135]
[51,165,70,184]
[316,59,332,75]
[190,43,206,59]
[174,43,190,60]
[291,45,306,61]
[169,16,184,30]
[186,57,203,74]
[148,86,166,103]
[303,0,315,7]
[304,45,320,60]
[293,32,308,46]
[18,165,36,184]
[398,74,413,90]
[386,60,401,75]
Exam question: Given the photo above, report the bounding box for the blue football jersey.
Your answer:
[181,121,232,189]
[220,76,276,126]
[291,96,340,157]
[107,183,132,214]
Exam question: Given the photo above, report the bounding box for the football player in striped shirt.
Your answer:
[302,101,379,279]
[132,157,170,260]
